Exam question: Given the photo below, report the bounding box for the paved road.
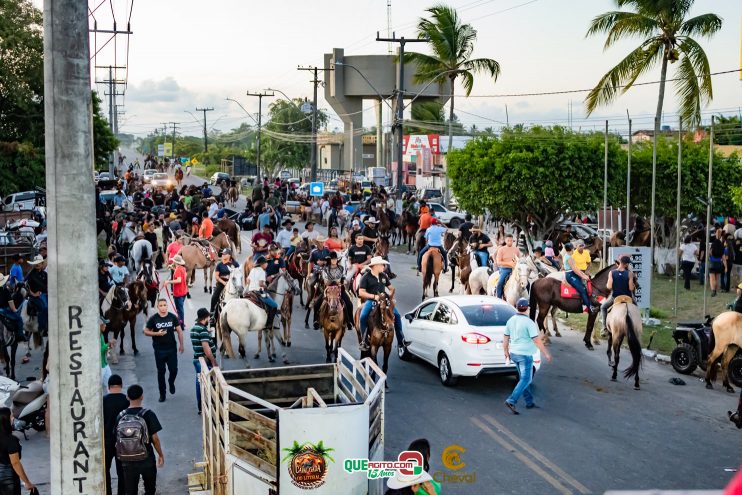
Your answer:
[19,166,740,494]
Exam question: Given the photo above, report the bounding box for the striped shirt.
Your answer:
[190,324,215,361]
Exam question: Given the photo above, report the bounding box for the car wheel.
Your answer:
[670,343,697,375]
[397,344,412,361]
[728,354,742,388]
[438,353,458,386]
[449,218,461,229]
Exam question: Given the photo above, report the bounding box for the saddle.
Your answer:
[245,291,268,312]
[0,313,18,338]
[195,241,217,261]
[560,280,593,299]
[608,295,634,312]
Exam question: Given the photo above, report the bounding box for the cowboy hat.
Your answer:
[364,216,380,224]
[172,254,186,266]
[471,226,482,232]
[28,255,45,265]
[315,235,327,243]
[386,470,433,490]
[367,256,389,267]
[282,219,295,226]
[0,274,8,287]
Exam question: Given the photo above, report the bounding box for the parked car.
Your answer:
[2,190,45,211]
[417,188,443,202]
[428,202,466,228]
[400,295,541,386]
[151,173,173,189]
[142,169,157,184]
[210,172,231,186]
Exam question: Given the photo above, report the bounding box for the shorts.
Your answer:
[709,260,723,274]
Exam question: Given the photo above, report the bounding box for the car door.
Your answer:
[428,303,457,362]
[406,302,438,360]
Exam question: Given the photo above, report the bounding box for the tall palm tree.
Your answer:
[585,0,722,130]
[405,4,500,202]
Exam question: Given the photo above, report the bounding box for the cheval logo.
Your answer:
[282,441,335,489]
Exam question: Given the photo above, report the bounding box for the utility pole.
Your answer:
[44,1,105,494]
[246,91,274,181]
[95,65,125,175]
[375,32,428,197]
[297,66,334,182]
[170,122,179,160]
[196,107,214,152]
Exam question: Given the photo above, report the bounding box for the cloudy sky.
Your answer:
[65,0,742,138]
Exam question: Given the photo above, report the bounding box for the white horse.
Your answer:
[484,257,536,306]
[129,238,153,274]
[218,298,267,366]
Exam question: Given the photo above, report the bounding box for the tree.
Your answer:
[447,126,625,240]
[405,4,500,199]
[585,0,722,131]
[714,115,742,145]
[92,91,118,169]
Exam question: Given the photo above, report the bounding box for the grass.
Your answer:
[558,263,735,355]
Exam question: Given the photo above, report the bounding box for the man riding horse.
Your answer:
[357,257,409,352]
[313,252,354,331]
[600,255,636,336]
[246,256,278,330]
[417,218,448,273]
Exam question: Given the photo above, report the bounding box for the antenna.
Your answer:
[387,0,392,54]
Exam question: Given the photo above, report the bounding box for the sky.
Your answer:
[60,0,742,138]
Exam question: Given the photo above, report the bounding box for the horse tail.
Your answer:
[623,304,643,379]
[423,252,434,288]
[529,282,538,321]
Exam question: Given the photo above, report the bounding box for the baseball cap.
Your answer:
[516,298,529,310]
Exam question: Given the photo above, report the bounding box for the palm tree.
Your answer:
[405,4,500,202]
[585,0,722,130]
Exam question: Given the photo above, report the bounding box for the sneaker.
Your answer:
[158,395,166,403]
[525,403,540,409]
[388,272,397,280]
[729,410,742,429]
[169,383,176,395]
[505,402,519,415]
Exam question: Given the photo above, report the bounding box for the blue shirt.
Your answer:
[504,314,539,356]
[258,212,271,230]
[217,208,227,219]
[109,264,130,284]
[425,225,446,247]
[112,193,126,207]
[9,264,24,286]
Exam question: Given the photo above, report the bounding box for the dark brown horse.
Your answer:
[355,294,395,385]
[447,235,468,292]
[287,240,310,306]
[320,285,345,362]
[217,217,242,253]
[400,210,419,254]
[107,282,148,357]
[421,248,443,300]
[529,266,613,350]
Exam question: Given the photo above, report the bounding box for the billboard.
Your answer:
[403,134,440,159]
[163,142,173,157]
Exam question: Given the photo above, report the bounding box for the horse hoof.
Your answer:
[253,354,260,359]
[204,287,208,293]
[384,382,389,390]
[592,339,601,346]
[271,354,277,359]
[269,357,275,363]
[133,349,139,356]
[283,359,290,365]
[610,377,617,382]
[634,385,641,391]
[287,342,292,347]
[555,333,562,338]
[119,349,125,355]
[209,287,213,294]
[726,387,735,394]
[304,323,309,329]
[705,383,713,389]
[584,342,594,351]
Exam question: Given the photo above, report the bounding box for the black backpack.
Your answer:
[115,409,150,462]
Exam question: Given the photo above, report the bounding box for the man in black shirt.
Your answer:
[345,234,372,284]
[265,244,286,284]
[357,257,407,351]
[0,273,25,342]
[104,375,129,495]
[144,299,184,402]
[118,384,164,495]
[458,214,475,242]
[26,255,48,336]
[210,249,239,314]
[361,217,380,250]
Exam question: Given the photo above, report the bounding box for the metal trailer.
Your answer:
[193,348,386,495]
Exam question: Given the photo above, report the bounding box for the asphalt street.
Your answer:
[17,168,741,495]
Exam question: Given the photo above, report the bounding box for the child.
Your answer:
[544,240,561,269]
[290,228,302,247]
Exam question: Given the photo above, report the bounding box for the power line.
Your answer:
[195,107,214,152]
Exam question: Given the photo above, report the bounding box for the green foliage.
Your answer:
[0,142,45,197]
[714,115,742,146]
[92,91,119,169]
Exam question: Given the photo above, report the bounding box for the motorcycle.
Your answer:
[0,375,47,438]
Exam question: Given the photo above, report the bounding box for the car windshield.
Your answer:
[154,174,167,180]
[460,304,517,327]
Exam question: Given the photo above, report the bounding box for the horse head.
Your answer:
[112,285,130,310]
[138,260,155,286]
[374,295,395,333]
[374,237,390,257]
[324,284,342,313]
[227,269,244,298]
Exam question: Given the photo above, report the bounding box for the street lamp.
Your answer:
[225,98,259,126]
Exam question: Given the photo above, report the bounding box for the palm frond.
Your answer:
[585,37,663,115]
[680,13,723,38]
[460,58,500,95]
[587,11,659,49]
[674,36,713,127]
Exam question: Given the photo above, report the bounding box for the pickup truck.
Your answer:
[428,202,466,229]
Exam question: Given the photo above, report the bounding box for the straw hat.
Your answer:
[367,256,389,267]
[315,235,327,243]
[28,255,45,265]
[172,254,186,266]
[0,274,8,287]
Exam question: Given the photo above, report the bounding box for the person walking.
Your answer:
[190,308,217,414]
[116,385,164,495]
[143,299,184,402]
[709,229,725,297]
[0,274,25,343]
[161,255,188,327]
[503,298,552,414]
[678,236,698,291]
[0,407,34,495]
[103,375,129,495]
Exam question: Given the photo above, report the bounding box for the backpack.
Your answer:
[115,409,150,462]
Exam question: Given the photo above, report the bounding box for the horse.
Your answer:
[175,168,184,186]
[354,294,396,385]
[374,236,390,259]
[375,204,392,241]
[704,311,742,393]
[266,271,300,354]
[227,186,239,207]
[529,265,613,350]
[447,235,469,293]
[137,259,159,308]
[217,217,242,253]
[286,241,310,306]
[103,285,131,362]
[304,274,325,329]
[605,296,643,390]
[421,248,443,300]
[0,319,19,380]
[400,210,419,254]
[319,284,345,363]
[218,297,271,367]
[178,243,216,293]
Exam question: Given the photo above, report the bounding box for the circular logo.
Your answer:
[442,445,466,471]
[283,442,333,490]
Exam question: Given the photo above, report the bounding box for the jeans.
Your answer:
[722,263,734,292]
[0,467,19,495]
[193,360,213,413]
[600,295,614,329]
[261,295,278,310]
[681,260,695,290]
[173,296,185,327]
[474,250,488,268]
[105,444,126,495]
[359,300,405,345]
[210,283,225,313]
[545,256,561,270]
[496,267,512,299]
[154,347,178,398]
[285,246,295,257]
[0,308,24,339]
[29,293,48,333]
[565,271,591,308]
[506,353,535,407]
[698,261,705,285]
[122,461,156,495]
[417,245,447,271]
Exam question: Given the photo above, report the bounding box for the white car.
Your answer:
[400,295,541,386]
[151,173,172,189]
[142,169,158,183]
[427,202,466,229]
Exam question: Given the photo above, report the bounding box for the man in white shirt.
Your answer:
[275,219,295,256]
[246,257,278,329]
[208,200,218,219]
[301,222,320,242]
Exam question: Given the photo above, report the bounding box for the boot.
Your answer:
[266,309,277,330]
[109,340,119,364]
[729,399,742,429]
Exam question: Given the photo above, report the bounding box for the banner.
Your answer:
[163,142,173,156]
[608,247,652,309]
[403,134,440,159]
[157,144,164,157]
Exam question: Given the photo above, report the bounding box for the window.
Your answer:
[431,204,444,213]
[433,304,457,325]
[416,302,437,321]
[460,304,517,327]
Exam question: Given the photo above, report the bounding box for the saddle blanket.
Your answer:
[560,280,593,299]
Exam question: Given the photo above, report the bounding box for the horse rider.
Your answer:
[130,232,153,273]
[458,214,475,242]
[329,191,344,231]
[357,257,408,352]
[275,219,295,257]
[265,244,286,285]
[251,224,273,261]
[563,243,594,313]
[247,256,278,330]
[8,254,25,289]
[346,232,373,285]
[469,226,493,268]
[417,218,448,273]
[418,199,430,217]
[0,273,26,342]
[347,219,362,245]
[26,255,48,337]
[361,217,380,250]
[495,233,520,299]
[601,255,636,335]
[209,248,239,320]
[418,205,434,240]
[572,239,592,276]
[199,210,214,242]
[543,240,561,269]
[110,255,130,286]
[532,246,556,269]
[308,236,330,277]
[314,252,354,330]
[98,259,114,313]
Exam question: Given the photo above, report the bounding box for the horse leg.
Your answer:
[433,274,439,298]
[721,346,737,393]
[204,267,209,293]
[705,347,724,389]
[611,337,621,382]
[9,343,17,381]
[606,332,614,367]
[551,307,561,337]
[536,303,550,345]
[584,313,598,351]
[325,334,332,363]
[130,318,139,355]
[450,264,456,293]
[254,329,262,359]
[266,330,275,363]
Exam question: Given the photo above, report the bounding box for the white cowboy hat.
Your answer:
[386,470,433,489]
[28,255,45,265]
[0,274,8,287]
[367,256,389,267]
[171,254,186,266]
[364,216,380,224]
[315,235,327,243]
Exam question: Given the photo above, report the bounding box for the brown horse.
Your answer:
[529,265,613,350]
[374,236,390,258]
[704,311,742,393]
[421,248,443,300]
[447,235,468,292]
[286,241,310,306]
[355,295,395,383]
[320,285,345,362]
[179,232,232,292]
[400,210,419,254]
[175,168,184,186]
[217,217,242,253]
[375,204,391,239]
[106,282,147,358]
[227,186,239,206]
[605,296,643,390]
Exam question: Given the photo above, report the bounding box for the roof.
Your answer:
[424,295,511,307]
